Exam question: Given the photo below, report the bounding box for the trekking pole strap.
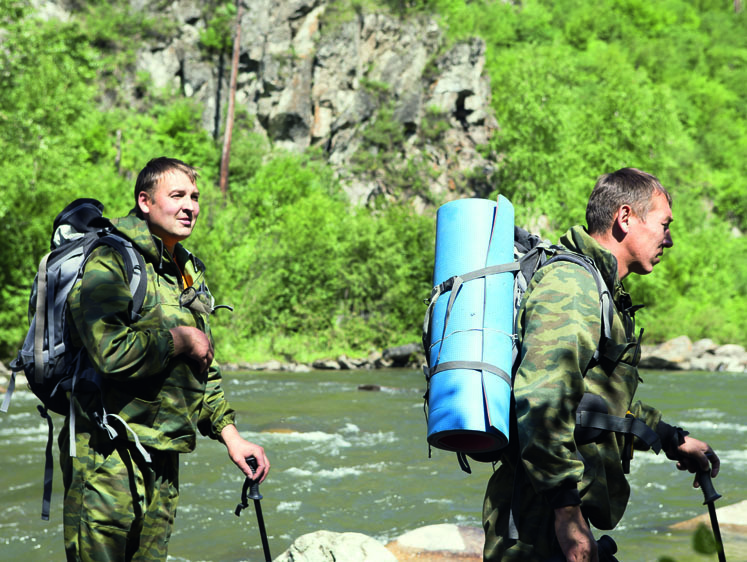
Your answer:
[235,477,252,516]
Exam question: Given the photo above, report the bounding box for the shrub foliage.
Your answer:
[1,0,745,362]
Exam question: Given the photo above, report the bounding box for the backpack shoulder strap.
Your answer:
[33,252,53,385]
[542,252,614,363]
[87,233,147,320]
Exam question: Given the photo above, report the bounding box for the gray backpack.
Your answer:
[2,198,151,520]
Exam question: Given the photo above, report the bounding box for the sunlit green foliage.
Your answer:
[0,12,102,350]
[1,0,745,363]
[190,149,433,361]
[198,0,237,54]
[423,0,747,348]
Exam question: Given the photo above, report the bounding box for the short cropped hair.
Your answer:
[134,157,199,209]
[586,168,672,235]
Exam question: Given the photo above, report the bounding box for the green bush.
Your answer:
[431,0,747,346]
[2,0,746,363]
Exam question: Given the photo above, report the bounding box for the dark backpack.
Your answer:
[2,198,150,519]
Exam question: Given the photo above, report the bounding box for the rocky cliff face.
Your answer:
[36,0,498,207]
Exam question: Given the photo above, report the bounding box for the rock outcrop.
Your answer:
[273,530,397,562]
[640,336,747,373]
[219,336,747,373]
[35,0,497,208]
[7,334,744,376]
[272,525,483,562]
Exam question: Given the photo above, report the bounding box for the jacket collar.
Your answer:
[560,225,633,311]
[110,212,205,275]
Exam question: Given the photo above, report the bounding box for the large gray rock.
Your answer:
[386,524,483,561]
[383,343,423,367]
[273,530,396,562]
[312,358,341,370]
[640,337,747,372]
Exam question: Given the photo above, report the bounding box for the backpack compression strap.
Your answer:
[422,262,520,386]
[36,405,55,520]
[543,253,614,364]
[34,252,53,385]
[0,250,53,411]
[575,409,662,453]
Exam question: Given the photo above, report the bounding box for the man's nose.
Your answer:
[664,230,673,248]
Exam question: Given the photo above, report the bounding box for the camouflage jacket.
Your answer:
[484,225,666,556]
[67,212,236,453]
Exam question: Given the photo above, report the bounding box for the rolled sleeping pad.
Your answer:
[426,196,514,453]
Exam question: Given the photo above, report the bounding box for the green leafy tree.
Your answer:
[2,0,746,363]
[0,13,101,355]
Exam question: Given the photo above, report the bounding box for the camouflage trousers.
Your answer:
[482,463,560,561]
[59,423,179,562]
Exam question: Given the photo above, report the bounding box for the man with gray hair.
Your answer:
[483,168,719,561]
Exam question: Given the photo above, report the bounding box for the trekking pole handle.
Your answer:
[245,456,263,501]
[697,470,721,505]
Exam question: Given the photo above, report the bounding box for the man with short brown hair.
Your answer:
[61,157,269,561]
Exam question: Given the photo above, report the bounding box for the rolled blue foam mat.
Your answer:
[427,196,514,453]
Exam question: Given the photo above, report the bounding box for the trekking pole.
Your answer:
[697,469,726,562]
[235,456,271,562]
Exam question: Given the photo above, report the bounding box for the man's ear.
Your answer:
[615,204,634,234]
[137,191,151,217]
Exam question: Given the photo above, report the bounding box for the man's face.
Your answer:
[138,170,200,251]
[625,191,673,276]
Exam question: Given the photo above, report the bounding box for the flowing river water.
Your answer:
[2,369,745,561]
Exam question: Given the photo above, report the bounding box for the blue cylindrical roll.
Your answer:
[426,196,515,453]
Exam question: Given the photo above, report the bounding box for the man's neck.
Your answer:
[590,231,629,280]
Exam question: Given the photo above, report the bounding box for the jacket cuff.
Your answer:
[164,329,176,357]
[656,420,689,459]
[544,483,581,508]
[212,412,237,439]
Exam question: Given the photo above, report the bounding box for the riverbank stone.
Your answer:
[217,335,746,374]
[385,524,483,560]
[640,337,746,372]
[669,500,747,561]
[669,499,747,534]
[273,530,396,562]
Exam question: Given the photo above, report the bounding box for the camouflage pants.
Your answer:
[59,424,179,562]
[482,464,560,561]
